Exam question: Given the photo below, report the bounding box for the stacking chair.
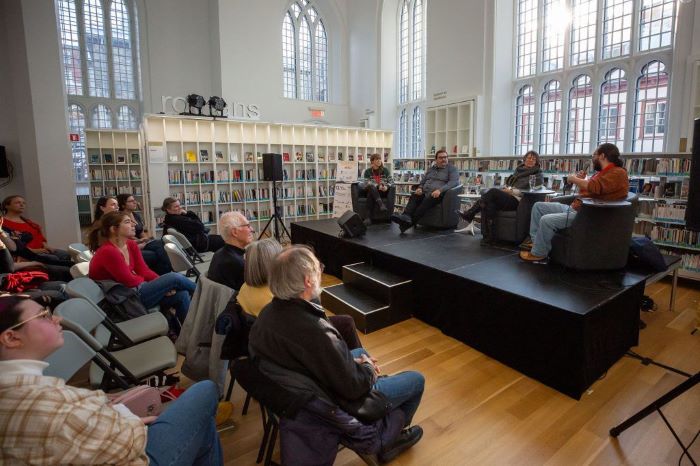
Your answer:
[166,228,206,264]
[75,250,93,263]
[164,242,200,280]
[44,330,105,381]
[70,262,90,279]
[55,297,168,350]
[68,243,92,262]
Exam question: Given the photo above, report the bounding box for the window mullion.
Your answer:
[630,0,642,57]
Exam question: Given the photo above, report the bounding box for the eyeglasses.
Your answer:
[237,223,254,230]
[4,308,53,332]
[437,155,448,160]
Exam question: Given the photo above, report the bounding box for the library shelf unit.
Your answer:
[85,129,149,228]
[425,100,475,158]
[392,158,426,210]
[142,114,393,234]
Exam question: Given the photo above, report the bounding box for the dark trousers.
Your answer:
[141,240,173,275]
[462,188,519,224]
[404,192,443,225]
[361,185,389,218]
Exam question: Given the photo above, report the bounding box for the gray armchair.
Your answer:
[417,184,463,229]
[351,182,396,222]
[549,192,638,270]
[493,191,548,244]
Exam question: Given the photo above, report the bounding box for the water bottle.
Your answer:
[529,175,536,191]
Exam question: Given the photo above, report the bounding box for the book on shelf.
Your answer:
[169,152,179,162]
[185,151,197,162]
[230,152,239,162]
[318,153,325,162]
[89,154,100,164]
[245,152,254,162]
[215,150,224,161]
[200,150,209,162]
[283,152,290,162]
[117,154,126,164]
[306,152,314,162]
[295,152,303,162]
[103,153,113,163]
[130,153,140,164]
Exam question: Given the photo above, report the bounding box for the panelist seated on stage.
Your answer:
[390,149,459,233]
[207,211,255,291]
[248,246,425,463]
[358,153,393,221]
[520,143,629,262]
[456,150,543,243]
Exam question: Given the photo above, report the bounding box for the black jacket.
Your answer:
[163,211,209,252]
[505,164,544,190]
[249,297,375,403]
[207,244,245,291]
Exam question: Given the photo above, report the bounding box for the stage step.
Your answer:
[321,262,413,333]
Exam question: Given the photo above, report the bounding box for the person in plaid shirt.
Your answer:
[0,295,222,465]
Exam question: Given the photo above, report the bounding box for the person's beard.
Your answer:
[593,159,602,171]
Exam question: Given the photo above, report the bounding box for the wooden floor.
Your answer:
[217,275,699,465]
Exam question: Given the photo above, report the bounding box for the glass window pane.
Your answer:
[84,0,110,97]
[633,61,668,152]
[299,17,312,100]
[314,20,328,102]
[602,0,632,59]
[412,0,424,100]
[566,75,593,154]
[542,0,565,72]
[92,104,112,129]
[68,104,87,182]
[399,1,409,103]
[639,0,675,52]
[539,80,562,155]
[516,0,538,77]
[57,0,83,95]
[569,0,596,66]
[412,106,423,157]
[282,13,296,99]
[514,85,535,155]
[110,0,136,99]
[117,105,137,130]
[598,68,627,147]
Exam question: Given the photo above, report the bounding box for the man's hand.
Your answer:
[379,184,388,192]
[141,416,158,425]
[355,353,381,375]
[431,189,441,199]
[414,187,423,196]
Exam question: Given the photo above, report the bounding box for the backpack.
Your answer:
[97,280,148,322]
[628,237,667,273]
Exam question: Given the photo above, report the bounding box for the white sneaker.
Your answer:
[455,221,477,235]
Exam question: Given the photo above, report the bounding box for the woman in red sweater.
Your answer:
[88,211,195,329]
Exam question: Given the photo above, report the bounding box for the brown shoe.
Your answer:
[519,237,533,250]
[519,251,546,262]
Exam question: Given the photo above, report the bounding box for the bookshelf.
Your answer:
[392,158,426,210]
[142,114,393,234]
[425,100,475,157]
[85,129,148,228]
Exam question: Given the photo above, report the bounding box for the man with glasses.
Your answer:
[391,149,459,233]
[207,211,255,290]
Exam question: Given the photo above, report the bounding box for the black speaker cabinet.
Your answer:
[686,118,700,231]
[337,210,366,238]
[262,153,283,181]
[0,146,8,178]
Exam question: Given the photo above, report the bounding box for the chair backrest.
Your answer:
[167,229,194,250]
[44,330,97,381]
[65,277,105,305]
[55,297,106,334]
[164,242,198,275]
[75,250,93,263]
[67,243,89,261]
[70,262,90,279]
[161,234,183,249]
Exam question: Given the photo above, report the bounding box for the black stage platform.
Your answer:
[291,218,651,399]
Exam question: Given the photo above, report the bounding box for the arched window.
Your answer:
[58,0,82,95]
[281,1,328,102]
[84,0,110,98]
[92,104,112,129]
[566,75,593,154]
[68,104,87,182]
[539,80,562,155]
[396,0,425,157]
[117,105,138,130]
[514,85,535,155]
[598,68,627,147]
[633,61,668,152]
[110,0,135,100]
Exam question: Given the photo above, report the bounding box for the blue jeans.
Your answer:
[138,272,196,322]
[351,348,424,425]
[146,380,223,466]
[529,201,577,257]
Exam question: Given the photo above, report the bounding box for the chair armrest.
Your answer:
[553,195,577,205]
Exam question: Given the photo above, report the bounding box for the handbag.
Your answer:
[109,385,164,417]
[337,388,392,424]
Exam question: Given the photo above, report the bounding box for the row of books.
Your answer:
[393,160,425,170]
[89,168,141,181]
[630,178,689,199]
[92,185,142,197]
[170,191,215,205]
[625,158,691,176]
[646,203,687,221]
[168,169,258,184]
[89,153,140,164]
[649,226,700,248]
[657,248,700,272]
[393,172,422,183]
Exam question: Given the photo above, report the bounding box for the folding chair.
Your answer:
[70,262,90,279]
[166,228,206,264]
[66,276,161,316]
[55,297,168,350]
[164,242,200,280]
[68,243,92,262]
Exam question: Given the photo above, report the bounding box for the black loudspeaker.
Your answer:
[337,210,366,238]
[262,153,283,181]
[686,119,700,231]
[0,146,8,178]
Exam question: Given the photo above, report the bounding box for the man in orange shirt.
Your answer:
[520,143,629,262]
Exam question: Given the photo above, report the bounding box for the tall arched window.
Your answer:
[539,80,562,155]
[598,68,627,147]
[281,1,328,102]
[514,85,535,155]
[633,60,668,152]
[397,0,425,158]
[57,0,142,184]
[68,104,87,182]
[566,75,593,154]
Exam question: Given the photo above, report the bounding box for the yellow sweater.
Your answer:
[237,284,273,317]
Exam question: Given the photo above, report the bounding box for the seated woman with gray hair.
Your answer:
[239,239,361,349]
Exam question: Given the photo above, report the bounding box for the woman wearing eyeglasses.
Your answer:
[0,295,223,465]
[88,211,196,332]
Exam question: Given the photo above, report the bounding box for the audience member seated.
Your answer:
[88,211,196,332]
[358,153,393,223]
[0,295,223,465]
[520,143,630,262]
[117,194,172,275]
[456,150,543,243]
[249,246,424,462]
[161,197,225,253]
[391,149,459,233]
[93,196,119,222]
[207,211,254,290]
[1,195,71,263]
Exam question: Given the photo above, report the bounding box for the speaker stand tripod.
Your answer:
[258,181,290,243]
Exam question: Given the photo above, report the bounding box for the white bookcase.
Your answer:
[142,114,393,234]
[85,129,149,228]
[425,100,475,158]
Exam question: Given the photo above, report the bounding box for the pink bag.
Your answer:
[110,385,164,417]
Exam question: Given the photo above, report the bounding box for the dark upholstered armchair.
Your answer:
[351,182,396,222]
[417,184,463,229]
[549,192,638,270]
[493,191,549,244]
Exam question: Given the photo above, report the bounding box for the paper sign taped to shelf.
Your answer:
[148,143,165,163]
[336,161,358,183]
[332,182,353,218]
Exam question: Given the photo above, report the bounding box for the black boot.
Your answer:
[480,219,494,245]
[456,202,480,222]
[376,198,388,212]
